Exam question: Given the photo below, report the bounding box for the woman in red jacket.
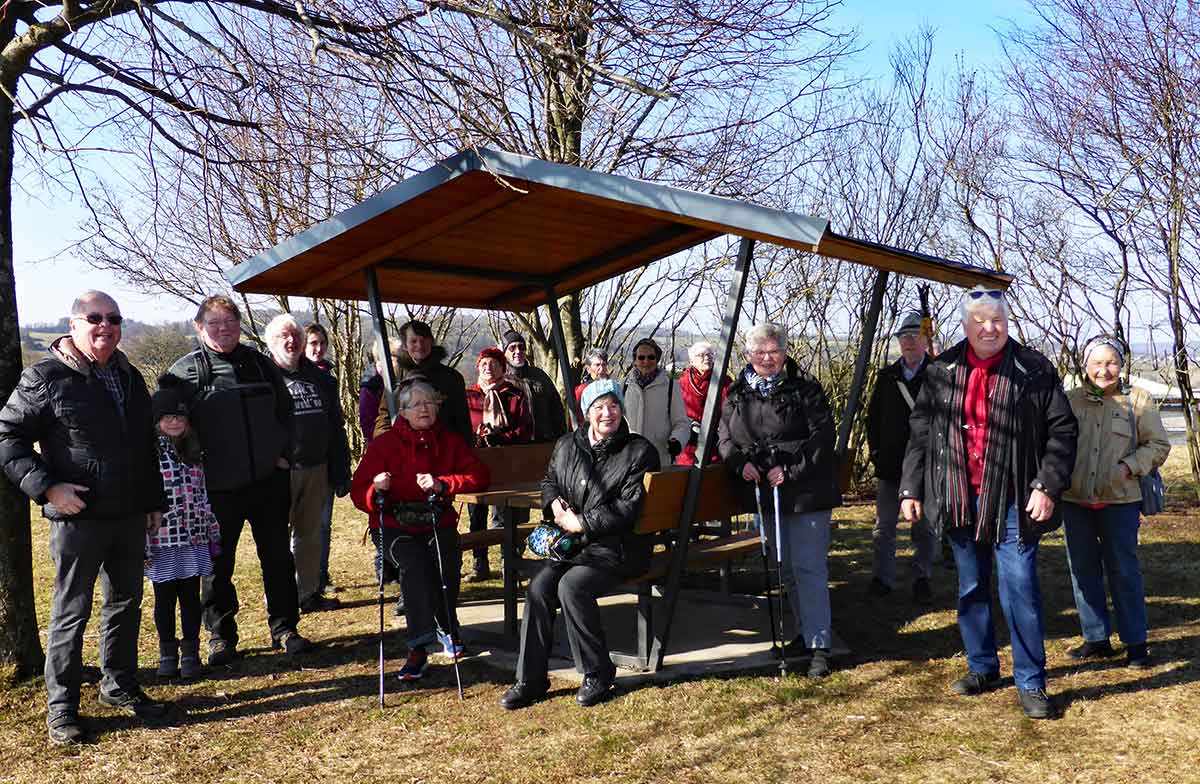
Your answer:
[677,341,732,466]
[352,378,490,681]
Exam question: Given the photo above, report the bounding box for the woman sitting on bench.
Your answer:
[500,379,660,710]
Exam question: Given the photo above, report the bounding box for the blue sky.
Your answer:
[13,0,1028,326]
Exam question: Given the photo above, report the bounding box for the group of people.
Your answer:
[0,283,1172,745]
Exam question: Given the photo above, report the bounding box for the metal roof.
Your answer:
[226,147,1012,311]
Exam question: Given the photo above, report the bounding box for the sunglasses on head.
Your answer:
[78,312,124,326]
[967,289,1004,300]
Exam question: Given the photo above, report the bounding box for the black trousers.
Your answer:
[516,562,620,684]
[203,469,300,644]
[153,577,202,644]
[382,526,462,649]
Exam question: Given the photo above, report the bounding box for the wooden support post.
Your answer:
[835,269,888,462]
[647,237,755,672]
[364,266,398,423]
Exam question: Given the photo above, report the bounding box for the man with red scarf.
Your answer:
[900,287,1077,720]
[676,341,732,466]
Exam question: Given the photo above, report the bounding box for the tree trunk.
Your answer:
[0,88,47,680]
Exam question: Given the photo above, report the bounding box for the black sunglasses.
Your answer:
[967,290,1003,300]
[635,354,658,361]
[78,312,124,326]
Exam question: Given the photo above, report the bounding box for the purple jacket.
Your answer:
[359,373,383,445]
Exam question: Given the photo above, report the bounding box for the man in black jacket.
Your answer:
[167,295,311,665]
[865,312,934,604]
[900,287,1077,719]
[502,329,568,442]
[0,291,169,745]
[265,315,351,613]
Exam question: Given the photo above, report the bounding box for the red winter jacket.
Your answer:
[677,367,732,466]
[351,418,490,533]
[465,378,533,447]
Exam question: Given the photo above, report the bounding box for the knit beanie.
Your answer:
[501,330,525,350]
[581,378,624,413]
[152,373,195,421]
[477,346,508,371]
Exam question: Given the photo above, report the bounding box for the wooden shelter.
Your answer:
[227,147,1012,671]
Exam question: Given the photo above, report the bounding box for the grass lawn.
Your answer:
[1,451,1198,783]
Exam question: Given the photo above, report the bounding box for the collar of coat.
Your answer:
[50,335,132,378]
[572,417,632,455]
[931,339,1053,387]
[396,345,449,372]
[728,356,808,399]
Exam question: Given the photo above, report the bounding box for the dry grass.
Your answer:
[2,450,1198,783]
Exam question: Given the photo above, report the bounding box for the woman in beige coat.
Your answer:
[622,338,691,467]
[1062,336,1171,669]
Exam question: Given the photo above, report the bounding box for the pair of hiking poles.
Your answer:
[750,446,790,676]
[373,490,465,708]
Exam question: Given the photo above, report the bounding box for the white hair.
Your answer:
[265,313,302,343]
[688,341,715,360]
[744,323,787,353]
[395,379,442,410]
[959,287,1010,321]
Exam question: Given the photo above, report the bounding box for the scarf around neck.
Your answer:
[477,380,510,433]
[743,365,780,396]
[632,368,661,388]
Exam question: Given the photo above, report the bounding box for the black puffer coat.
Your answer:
[718,358,842,514]
[899,339,1078,544]
[0,337,165,520]
[540,421,660,577]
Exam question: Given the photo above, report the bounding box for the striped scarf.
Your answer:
[945,346,1017,543]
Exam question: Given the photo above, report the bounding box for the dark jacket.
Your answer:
[541,421,660,577]
[718,359,842,514]
[899,339,1078,544]
[866,356,928,481]
[372,346,472,444]
[0,336,165,520]
[166,343,293,493]
[511,363,568,442]
[352,418,490,534]
[280,357,352,492]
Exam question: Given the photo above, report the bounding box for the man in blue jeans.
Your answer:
[899,287,1078,719]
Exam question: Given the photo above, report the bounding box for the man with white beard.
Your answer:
[265,314,351,614]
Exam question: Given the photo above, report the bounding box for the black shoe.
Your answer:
[1065,639,1116,660]
[1126,643,1152,669]
[576,673,616,707]
[807,648,831,679]
[912,577,933,606]
[98,688,171,721]
[46,712,87,745]
[300,594,341,613]
[866,577,892,598]
[782,635,810,659]
[392,597,406,618]
[950,670,1001,696]
[500,680,549,710]
[207,638,239,667]
[272,631,314,655]
[1017,687,1055,719]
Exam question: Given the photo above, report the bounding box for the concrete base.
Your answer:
[453,589,850,686]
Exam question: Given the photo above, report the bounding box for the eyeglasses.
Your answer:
[749,349,781,358]
[635,354,658,361]
[203,318,240,330]
[404,400,439,410]
[967,289,1004,300]
[77,312,123,326]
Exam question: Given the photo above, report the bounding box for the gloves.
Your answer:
[668,438,682,458]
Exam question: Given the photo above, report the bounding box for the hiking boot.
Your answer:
[500,680,548,710]
[437,629,465,660]
[207,638,238,667]
[782,635,811,659]
[272,630,314,655]
[576,672,616,707]
[300,594,341,613]
[157,640,180,679]
[912,577,933,606]
[393,596,406,618]
[397,646,428,681]
[1065,639,1116,660]
[179,639,203,680]
[807,648,831,679]
[47,712,87,746]
[1017,687,1055,719]
[1126,643,1152,669]
[950,670,1001,696]
[866,577,892,598]
[98,687,171,721]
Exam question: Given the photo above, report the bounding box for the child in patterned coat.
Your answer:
[146,375,220,679]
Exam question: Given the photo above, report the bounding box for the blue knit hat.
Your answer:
[581,378,624,414]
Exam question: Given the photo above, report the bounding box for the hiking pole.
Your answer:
[768,447,789,676]
[752,480,781,662]
[427,492,465,702]
[372,488,389,709]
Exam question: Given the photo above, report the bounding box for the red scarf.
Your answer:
[964,346,1003,489]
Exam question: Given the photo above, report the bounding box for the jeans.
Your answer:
[45,517,145,716]
[872,478,935,587]
[1062,501,1147,646]
[382,527,462,648]
[152,577,202,645]
[516,562,621,683]
[948,504,1046,690]
[763,509,832,649]
[203,469,301,645]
